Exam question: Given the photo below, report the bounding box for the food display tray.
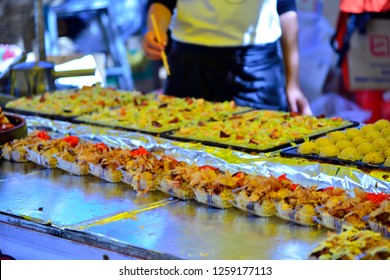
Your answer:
[161,121,359,154]
[160,131,287,153]
[280,146,390,171]
[72,107,253,137]
[4,107,78,122]
[71,117,172,136]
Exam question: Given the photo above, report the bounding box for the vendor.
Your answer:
[142,0,312,114]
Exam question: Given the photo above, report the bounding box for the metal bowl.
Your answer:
[0,113,27,145]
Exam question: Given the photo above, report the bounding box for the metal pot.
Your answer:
[10,61,95,97]
[9,1,96,97]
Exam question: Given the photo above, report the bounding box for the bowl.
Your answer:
[0,113,27,145]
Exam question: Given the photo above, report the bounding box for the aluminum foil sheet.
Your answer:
[25,115,390,193]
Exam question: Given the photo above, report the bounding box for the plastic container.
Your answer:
[1,148,28,162]
[194,188,234,209]
[88,163,122,183]
[315,206,369,230]
[54,155,89,176]
[130,171,157,193]
[368,220,390,238]
[275,201,317,226]
[25,147,57,168]
[315,206,344,232]
[119,167,134,185]
[119,167,157,193]
[232,192,276,217]
[157,177,194,200]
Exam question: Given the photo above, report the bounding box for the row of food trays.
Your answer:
[2,130,389,260]
[5,85,390,171]
[5,85,357,152]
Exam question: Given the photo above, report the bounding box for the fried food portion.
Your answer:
[310,227,390,260]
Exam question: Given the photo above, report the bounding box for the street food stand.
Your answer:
[1,112,388,260]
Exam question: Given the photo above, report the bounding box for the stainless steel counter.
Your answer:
[0,160,326,260]
[82,200,326,260]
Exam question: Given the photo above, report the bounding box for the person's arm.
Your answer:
[142,1,175,60]
[278,1,312,115]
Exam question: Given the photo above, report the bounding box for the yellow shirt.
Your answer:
[170,0,281,47]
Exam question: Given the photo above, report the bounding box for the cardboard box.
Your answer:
[348,19,390,90]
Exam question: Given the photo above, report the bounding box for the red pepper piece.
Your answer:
[63,136,79,148]
[130,146,150,157]
[198,165,219,171]
[37,130,51,140]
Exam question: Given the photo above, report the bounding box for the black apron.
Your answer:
[164,40,289,111]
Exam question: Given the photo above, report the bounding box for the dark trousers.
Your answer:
[164,40,289,111]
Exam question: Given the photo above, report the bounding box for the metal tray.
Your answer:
[71,117,170,136]
[280,146,390,171]
[72,107,253,137]
[160,131,286,153]
[0,93,16,107]
[161,120,359,154]
[4,107,78,122]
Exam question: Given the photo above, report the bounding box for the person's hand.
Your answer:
[286,86,312,115]
[142,30,167,61]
